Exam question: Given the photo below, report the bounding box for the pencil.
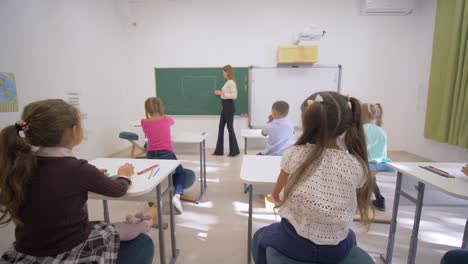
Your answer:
[137,164,159,175]
[419,166,454,178]
[147,168,155,179]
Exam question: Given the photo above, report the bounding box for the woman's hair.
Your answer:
[276,91,373,225]
[144,97,164,119]
[223,65,235,80]
[361,103,383,127]
[0,99,80,226]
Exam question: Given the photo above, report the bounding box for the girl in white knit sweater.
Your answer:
[252,92,373,264]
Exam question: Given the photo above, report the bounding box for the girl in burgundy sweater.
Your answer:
[0,99,153,264]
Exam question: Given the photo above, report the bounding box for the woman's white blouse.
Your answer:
[221,80,237,100]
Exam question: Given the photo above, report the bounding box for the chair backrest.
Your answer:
[266,246,375,264]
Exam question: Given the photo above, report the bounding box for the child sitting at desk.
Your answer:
[253,92,373,264]
[141,97,186,214]
[361,103,394,211]
[258,100,294,156]
[0,99,153,264]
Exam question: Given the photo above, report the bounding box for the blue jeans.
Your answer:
[147,150,185,194]
[117,234,154,264]
[369,162,395,173]
[440,249,468,264]
[252,218,356,264]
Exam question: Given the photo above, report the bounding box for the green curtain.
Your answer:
[425,0,468,148]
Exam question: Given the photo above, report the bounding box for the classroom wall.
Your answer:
[1,0,466,162]
[402,0,468,162]
[0,0,134,159]
[125,0,468,162]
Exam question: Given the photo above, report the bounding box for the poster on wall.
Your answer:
[66,91,90,141]
[0,72,19,112]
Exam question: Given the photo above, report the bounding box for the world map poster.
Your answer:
[0,72,19,112]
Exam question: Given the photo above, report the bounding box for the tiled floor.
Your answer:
[0,150,466,263]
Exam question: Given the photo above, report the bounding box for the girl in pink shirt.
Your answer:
[141,97,186,214]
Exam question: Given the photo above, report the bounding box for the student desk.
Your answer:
[240,155,281,264]
[381,162,468,264]
[130,121,207,201]
[88,158,181,264]
[240,129,266,155]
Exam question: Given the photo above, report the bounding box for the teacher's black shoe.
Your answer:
[211,152,223,156]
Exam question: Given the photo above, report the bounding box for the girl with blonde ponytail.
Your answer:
[252,92,372,264]
[361,102,394,211]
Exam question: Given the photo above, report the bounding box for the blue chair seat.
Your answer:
[183,168,197,189]
[266,245,375,264]
[119,132,139,141]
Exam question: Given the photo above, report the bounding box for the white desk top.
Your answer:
[172,131,207,143]
[241,129,266,139]
[89,158,180,197]
[130,120,141,127]
[129,120,206,143]
[240,155,281,184]
[388,162,468,200]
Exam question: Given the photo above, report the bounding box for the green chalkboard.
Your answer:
[155,67,248,115]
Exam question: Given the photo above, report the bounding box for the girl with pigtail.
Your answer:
[252,92,373,264]
[0,99,154,263]
[361,103,394,211]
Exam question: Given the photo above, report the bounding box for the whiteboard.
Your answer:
[249,65,341,128]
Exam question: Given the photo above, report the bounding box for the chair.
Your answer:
[266,246,375,264]
[182,168,197,189]
[148,168,197,207]
[119,132,146,158]
[180,168,198,202]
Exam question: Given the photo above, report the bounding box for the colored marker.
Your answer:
[137,164,159,175]
[152,167,161,178]
[147,169,154,180]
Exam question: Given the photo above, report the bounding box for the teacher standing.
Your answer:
[212,65,240,157]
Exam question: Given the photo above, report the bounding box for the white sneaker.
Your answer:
[172,194,183,214]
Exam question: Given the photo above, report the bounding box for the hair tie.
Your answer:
[15,120,30,132]
[307,95,324,106]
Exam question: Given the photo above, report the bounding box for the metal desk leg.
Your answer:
[462,218,468,249]
[168,174,178,263]
[199,141,204,200]
[244,138,247,155]
[244,184,253,264]
[103,200,110,223]
[156,185,166,264]
[407,181,426,264]
[380,171,403,264]
[203,139,207,188]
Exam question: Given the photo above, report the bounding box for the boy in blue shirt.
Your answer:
[259,101,294,156]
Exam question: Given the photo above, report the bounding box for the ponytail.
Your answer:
[345,97,373,226]
[276,100,328,208]
[145,97,164,119]
[0,99,78,226]
[0,125,35,226]
[375,103,383,127]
